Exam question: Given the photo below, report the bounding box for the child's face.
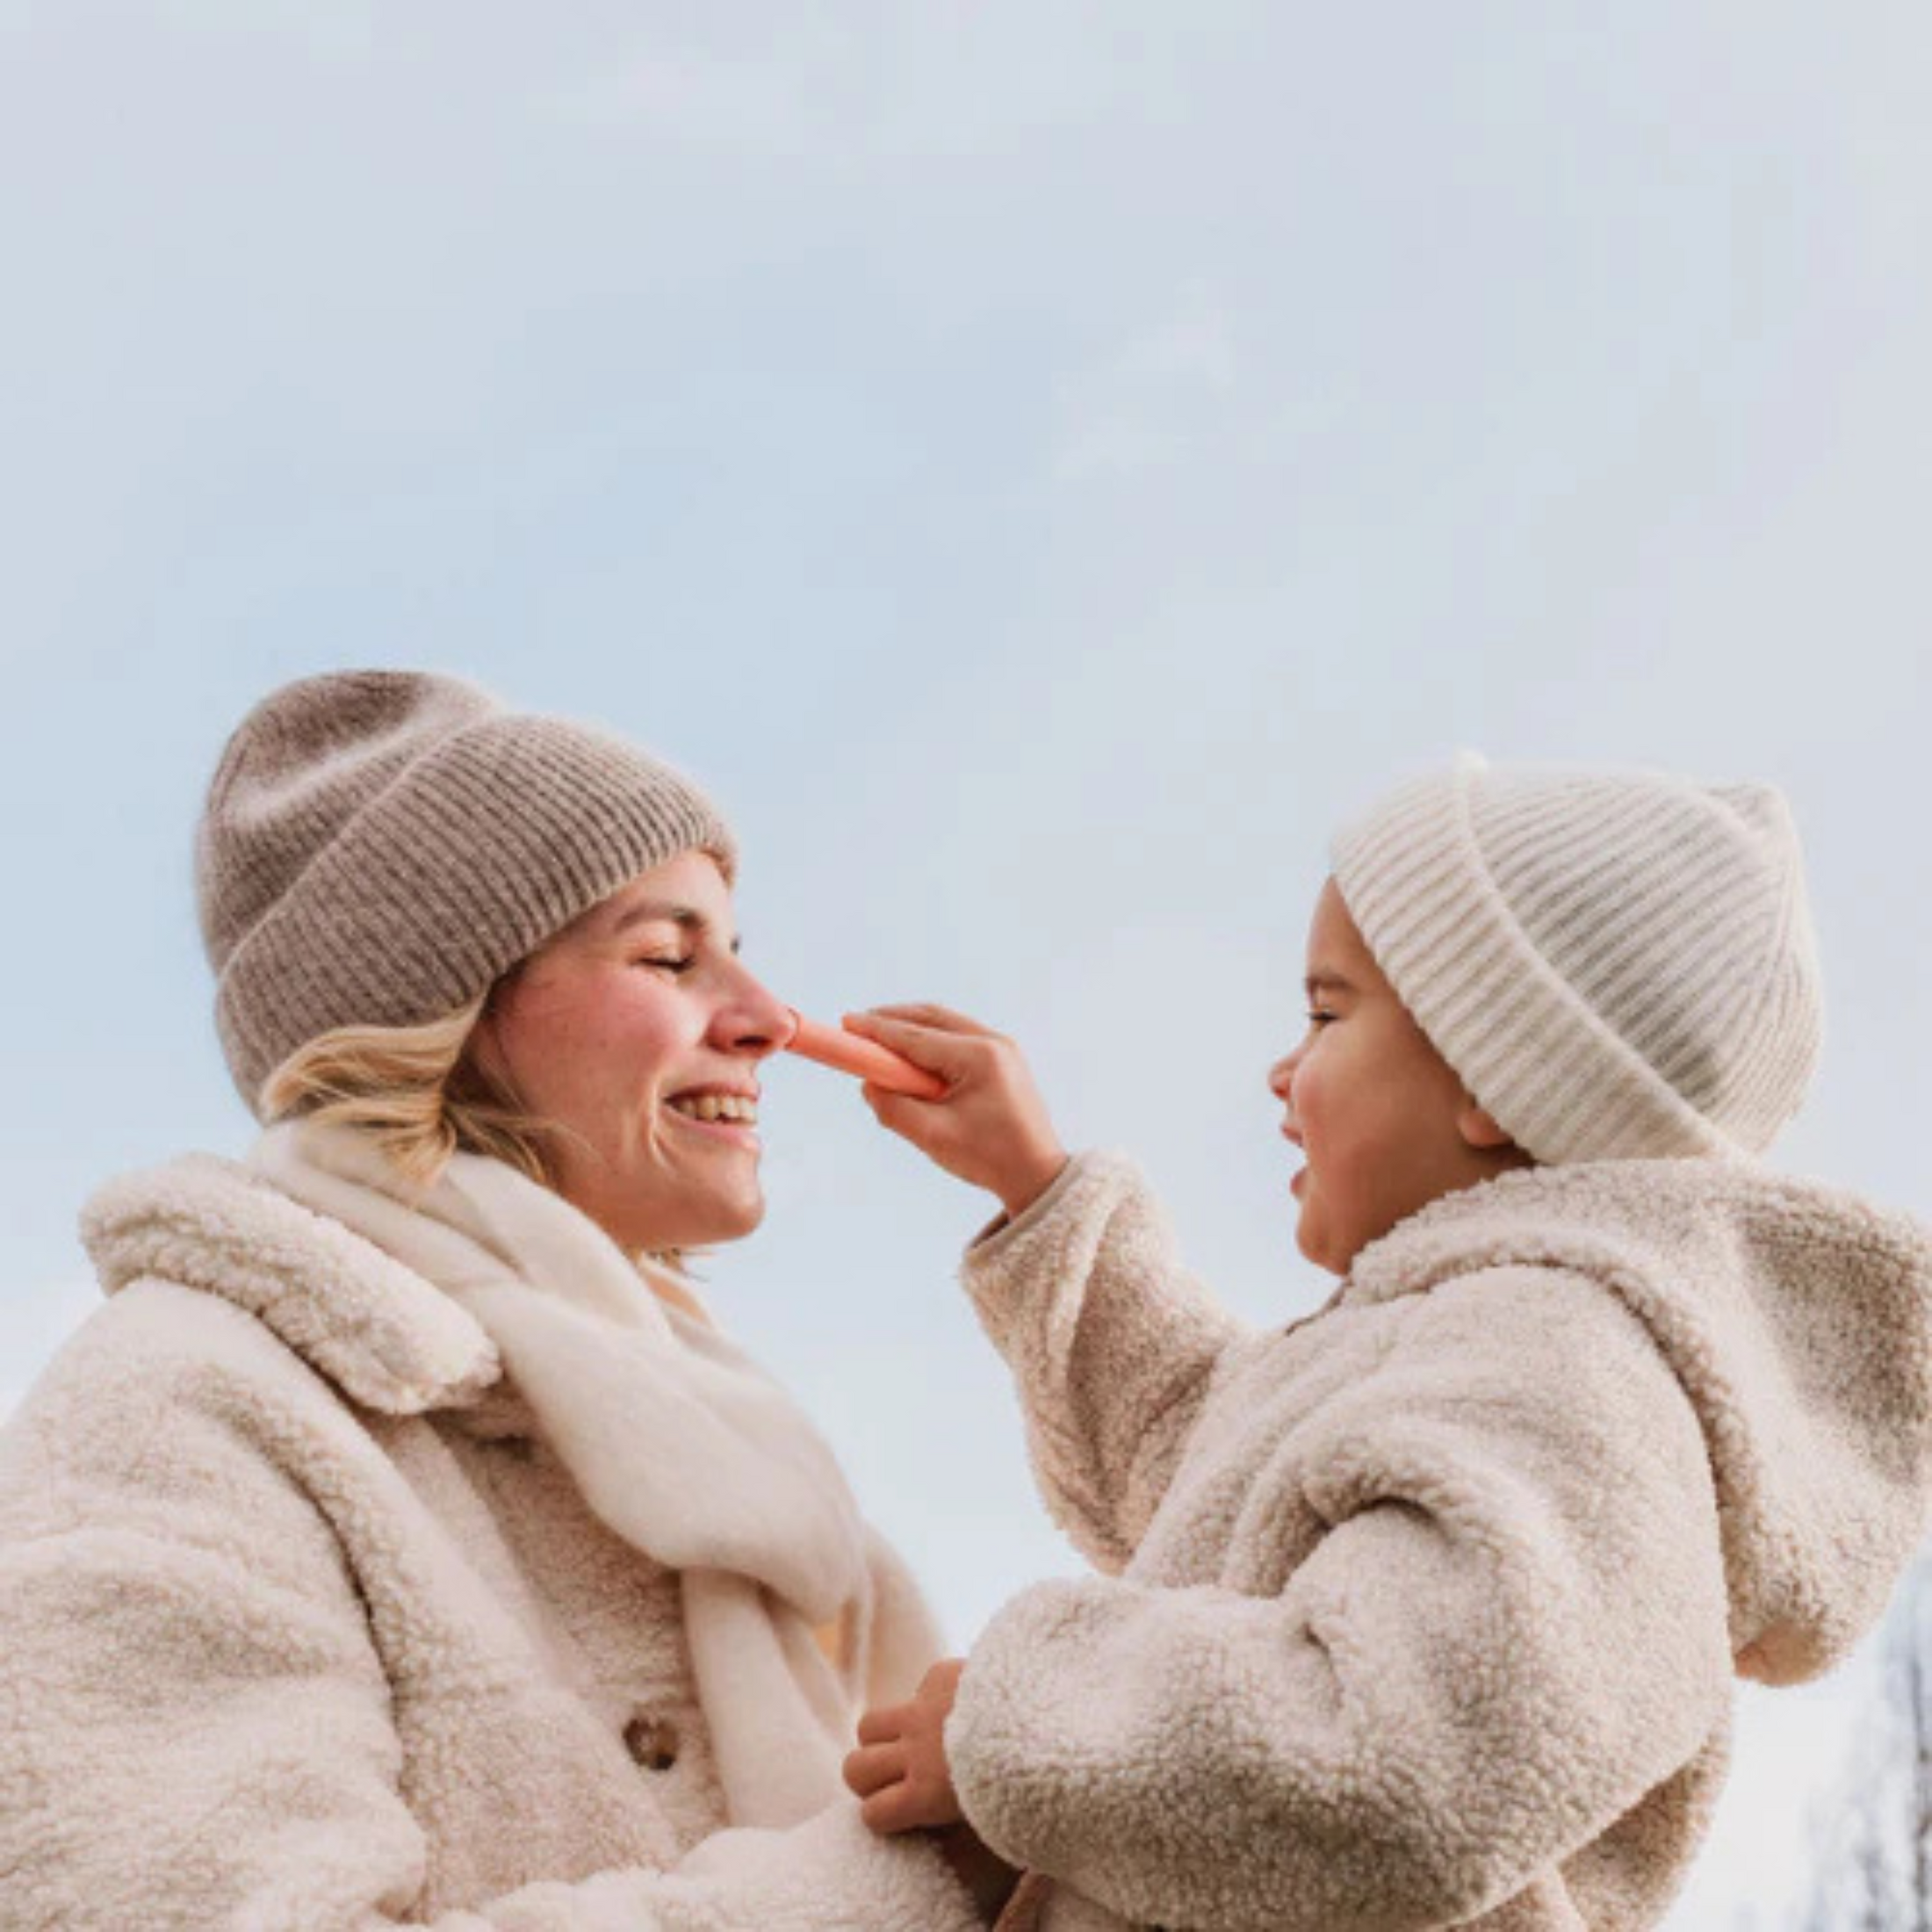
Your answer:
[1269,878,1526,1275]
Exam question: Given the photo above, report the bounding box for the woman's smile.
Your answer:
[663,1084,762,1150]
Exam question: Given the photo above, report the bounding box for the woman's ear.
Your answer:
[1456,1096,1517,1152]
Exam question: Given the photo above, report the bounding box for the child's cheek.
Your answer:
[1294,1046,1342,1154]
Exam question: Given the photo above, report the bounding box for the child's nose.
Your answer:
[1267,1050,1298,1100]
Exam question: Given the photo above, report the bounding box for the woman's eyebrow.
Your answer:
[607,901,743,953]
[609,899,703,934]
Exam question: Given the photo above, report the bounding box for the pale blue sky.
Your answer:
[5,4,1930,1923]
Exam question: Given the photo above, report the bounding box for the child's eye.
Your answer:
[1306,1008,1337,1029]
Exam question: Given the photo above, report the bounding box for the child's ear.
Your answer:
[1456,1097,1517,1152]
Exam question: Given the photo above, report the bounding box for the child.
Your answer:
[840,755,1932,1931]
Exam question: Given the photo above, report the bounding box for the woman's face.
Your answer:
[1267,878,1526,1275]
[479,850,792,1255]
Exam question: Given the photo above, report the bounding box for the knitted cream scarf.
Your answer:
[251,1120,870,1830]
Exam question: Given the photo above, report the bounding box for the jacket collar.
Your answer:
[81,1152,501,1415]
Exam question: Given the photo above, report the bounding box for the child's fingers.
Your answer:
[859,1779,947,1835]
[847,1028,976,1097]
[857,1003,1001,1038]
[863,1084,938,1134]
[844,1013,990,1072]
[857,1784,909,1834]
[854,1703,911,1747]
[844,1011,965,1052]
[841,1741,906,1799]
[919,1657,968,1699]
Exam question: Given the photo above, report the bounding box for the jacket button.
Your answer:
[624,1713,680,1771]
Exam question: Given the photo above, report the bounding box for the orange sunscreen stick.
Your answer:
[782,1010,949,1100]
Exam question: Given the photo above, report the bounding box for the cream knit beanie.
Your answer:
[198,670,737,1114]
[1330,753,1822,1165]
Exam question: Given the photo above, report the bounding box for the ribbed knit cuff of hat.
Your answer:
[1330,753,1821,1167]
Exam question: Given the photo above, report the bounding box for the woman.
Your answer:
[0,671,1010,1928]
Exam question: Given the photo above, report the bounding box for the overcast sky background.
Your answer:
[5,4,1930,1923]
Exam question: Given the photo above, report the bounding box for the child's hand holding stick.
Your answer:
[842,1006,1068,1219]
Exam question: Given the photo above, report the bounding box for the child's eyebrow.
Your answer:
[1304,970,1358,997]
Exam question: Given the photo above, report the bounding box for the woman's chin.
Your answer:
[701,1189,768,1245]
[566,1170,767,1258]
[631,1188,767,1255]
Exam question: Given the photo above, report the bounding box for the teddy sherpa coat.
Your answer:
[0,1152,982,1932]
[945,1153,1932,1931]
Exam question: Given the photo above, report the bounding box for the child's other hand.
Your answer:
[846,1006,1067,1219]
[843,1657,969,1835]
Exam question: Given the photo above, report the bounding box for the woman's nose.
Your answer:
[713,962,793,1058]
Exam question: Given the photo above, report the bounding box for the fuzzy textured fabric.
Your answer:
[1330,755,1821,1164]
[198,670,737,1112]
[249,1119,876,1832]
[947,1153,1932,1931]
[0,1150,977,1931]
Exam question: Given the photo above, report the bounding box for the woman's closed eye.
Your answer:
[635,953,696,976]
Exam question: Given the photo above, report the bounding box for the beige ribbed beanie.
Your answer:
[198,670,737,1114]
[1330,753,1822,1165]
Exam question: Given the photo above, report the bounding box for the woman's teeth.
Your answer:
[667,1093,759,1125]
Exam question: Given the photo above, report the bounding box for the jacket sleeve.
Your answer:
[0,1313,980,1932]
[959,1153,1245,1572]
[944,1266,1737,1932]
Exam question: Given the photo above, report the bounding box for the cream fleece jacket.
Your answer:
[0,1154,981,1932]
[948,1154,1932,1932]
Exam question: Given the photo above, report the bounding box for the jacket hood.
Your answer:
[1347,1158,1932,1686]
[80,1152,501,1414]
